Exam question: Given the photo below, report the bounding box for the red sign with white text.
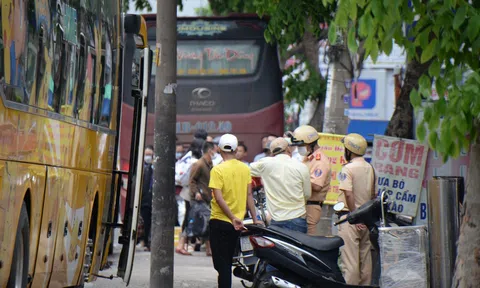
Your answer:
[371,135,429,216]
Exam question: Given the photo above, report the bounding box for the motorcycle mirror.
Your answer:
[333,202,345,212]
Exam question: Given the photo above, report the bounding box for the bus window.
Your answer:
[74,34,87,118]
[60,43,76,116]
[0,3,3,81]
[35,27,46,106]
[51,25,65,112]
[59,44,73,115]
[97,53,105,124]
[99,26,113,127]
[7,0,28,88]
[89,51,97,123]
[25,0,38,105]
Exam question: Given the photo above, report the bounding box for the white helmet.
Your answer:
[291,125,320,146]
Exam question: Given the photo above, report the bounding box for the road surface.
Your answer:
[87,247,245,287]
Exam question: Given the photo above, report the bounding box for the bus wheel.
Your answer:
[7,203,29,288]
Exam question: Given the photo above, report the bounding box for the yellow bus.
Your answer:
[0,1,151,287]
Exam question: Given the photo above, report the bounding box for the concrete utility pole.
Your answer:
[151,0,177,286]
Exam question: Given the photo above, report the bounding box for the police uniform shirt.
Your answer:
[338,157,375,211]
[305,149,332,202]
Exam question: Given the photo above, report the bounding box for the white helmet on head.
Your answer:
[342,133,367,156]
[291,125,320,146]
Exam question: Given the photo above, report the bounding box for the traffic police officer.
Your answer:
[337,133,375,285]
[291,125,332,235]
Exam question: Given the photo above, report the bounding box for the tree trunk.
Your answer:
[452,141,480,288]
[385,58,430,139]
[302,27,326,130]
[322,44,351,135]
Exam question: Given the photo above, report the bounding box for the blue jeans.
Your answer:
[270,217,307,233]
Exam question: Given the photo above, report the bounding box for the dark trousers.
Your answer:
[141,207,152,248]
[209,219,240,288]
[181,200,191,232]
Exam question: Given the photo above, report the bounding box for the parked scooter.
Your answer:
[233,177,270,287]
[237,192,403,288]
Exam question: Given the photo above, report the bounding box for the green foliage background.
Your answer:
[327,0,480,161]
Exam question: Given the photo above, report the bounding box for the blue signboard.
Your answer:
[350,79,376,109]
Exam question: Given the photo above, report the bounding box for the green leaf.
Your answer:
[419,74,432,96]
[452,6,467,29]
[428,110,440,131]
[349,1,358,21]
[347,26,359,52]
[371,1,384,22]
[370,42,379,62]
[416,121,427,142]
[452,140,461,158]
[359,14,370,37]
[421,38,438,63]
[410,89,422,108]
[383,38,393,55]
[264,29,272,43]
[439,129,453,155]
[428,130,438,150]
[467,15,480,42]
[456,111,468,134]
[442,152,449,163]
[328,22,338,44]
[423,105,433,122]
[436,95,447,115]
[436,78,446,99]
[428,61,441,78]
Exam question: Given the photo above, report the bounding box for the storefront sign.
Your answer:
[371,135,428,216]
[345,69,392,121]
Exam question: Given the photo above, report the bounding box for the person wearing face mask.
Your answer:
[250,138,311,233]
[336,133,375,285]
[291,125,332,236]
[175,138,204,255]
[209,136,223,166]
[140,145,154,251]
[176,144,185,160]
[187,141,215,256]
[284,131,305,162]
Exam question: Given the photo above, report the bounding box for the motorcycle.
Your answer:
[233,177,270,287]
[237,191,407,288]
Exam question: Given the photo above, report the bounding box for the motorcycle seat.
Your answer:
[269,225,344,251]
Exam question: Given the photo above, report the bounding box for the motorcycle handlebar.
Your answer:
[334,217,348,226]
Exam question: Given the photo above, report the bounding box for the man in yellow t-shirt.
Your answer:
[209,133,261,288]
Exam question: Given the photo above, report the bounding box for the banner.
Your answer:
[371,135,428,217]
[317,133,347,205]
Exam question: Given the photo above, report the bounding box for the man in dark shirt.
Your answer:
[189,141,215,256]
[141,145,154,251]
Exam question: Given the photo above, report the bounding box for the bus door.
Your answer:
[115,14,152,284]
